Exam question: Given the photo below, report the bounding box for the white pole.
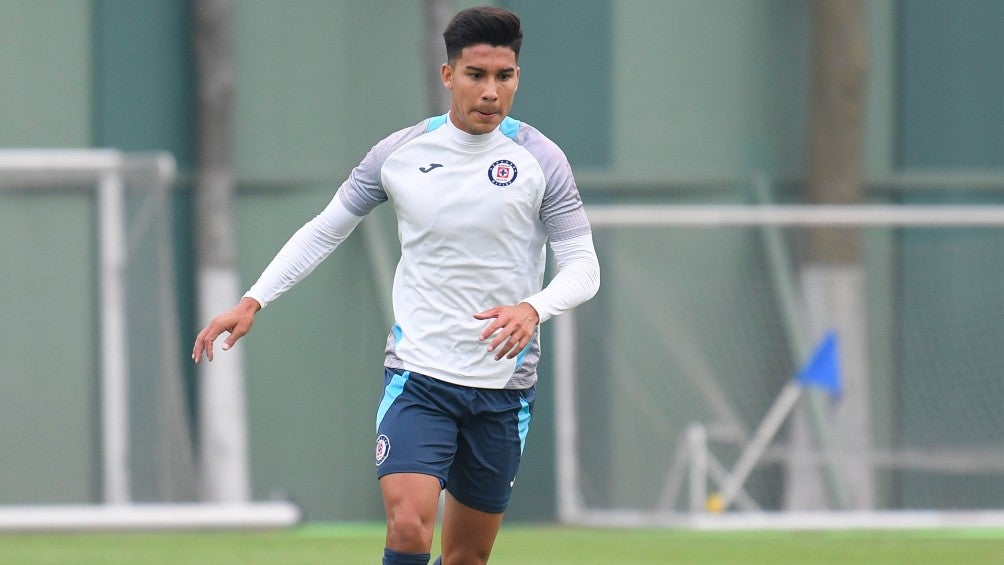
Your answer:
[719,382,804,509]
[586,204,1004,227]
[686,424,707,513]
[98,165,130,505]
[553,310,581,523]
[197,268,250,502]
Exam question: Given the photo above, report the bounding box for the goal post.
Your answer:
[0,150,154,507]
[555,202,1004,529]
[0,150,299,530]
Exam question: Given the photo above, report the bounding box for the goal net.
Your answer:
[0,150,297,530]
[555,203,1004,529]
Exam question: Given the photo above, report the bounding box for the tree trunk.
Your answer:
[786,0,874,511]
[805,0,869,259]
[193,0,250,504]
[424,0,455,114]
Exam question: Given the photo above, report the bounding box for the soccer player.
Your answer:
[192,6,599,564]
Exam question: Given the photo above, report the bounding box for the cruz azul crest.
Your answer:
[375,434,390,466]
[487,159,517,187]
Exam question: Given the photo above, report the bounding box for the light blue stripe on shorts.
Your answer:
[518,397,532,454]
[376,370,410,432]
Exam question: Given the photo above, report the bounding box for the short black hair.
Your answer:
[443,6,523,63]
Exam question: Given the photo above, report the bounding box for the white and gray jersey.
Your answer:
[246,115,599,389]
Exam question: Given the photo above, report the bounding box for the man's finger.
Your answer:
[222,329,243,351]
[506,337,524,359]
[192,331,212,363]
[490,331,521,360]
[480,317,509,341]
[198,328,222,362]
[472,307,500,320]
[204,338,215,362]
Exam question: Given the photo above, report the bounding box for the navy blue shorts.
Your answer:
[375,368,535,514]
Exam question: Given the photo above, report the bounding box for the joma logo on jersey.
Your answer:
[488,159,517,187]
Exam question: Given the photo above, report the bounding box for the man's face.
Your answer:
[442,44,519,135]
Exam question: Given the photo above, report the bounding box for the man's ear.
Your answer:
[441,62,453,90]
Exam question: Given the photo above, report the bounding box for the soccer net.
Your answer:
[0,151,297,530]
[555,203,1004,529]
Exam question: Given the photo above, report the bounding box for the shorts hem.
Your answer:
[376,467,447,488]
[446,485,508,514]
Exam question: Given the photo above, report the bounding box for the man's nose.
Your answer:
[482,79,499,100]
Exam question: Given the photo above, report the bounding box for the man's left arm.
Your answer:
[521,233,599,323]
[474,233,600,360]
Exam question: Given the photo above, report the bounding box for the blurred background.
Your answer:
[1,0,1003,526]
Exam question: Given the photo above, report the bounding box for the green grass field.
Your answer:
[2,523,1004,564]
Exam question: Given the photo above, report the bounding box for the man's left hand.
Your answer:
[474,302,540,361]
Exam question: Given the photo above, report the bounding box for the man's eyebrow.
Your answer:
[463,65,516,73]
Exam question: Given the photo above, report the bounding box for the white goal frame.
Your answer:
[555,202,1004,530]
[0,150,299,530]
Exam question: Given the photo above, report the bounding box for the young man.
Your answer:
[192,6,599,564]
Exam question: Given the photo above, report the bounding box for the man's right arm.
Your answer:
[192,196,363,363]
[243,195,365,308]
[191,119,429,363]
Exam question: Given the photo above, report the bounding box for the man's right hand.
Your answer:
[192,296,262,364]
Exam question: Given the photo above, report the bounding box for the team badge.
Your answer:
[375,434,390,466]
[488,159,517,187]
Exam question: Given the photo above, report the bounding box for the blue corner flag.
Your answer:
[795,331,841,398]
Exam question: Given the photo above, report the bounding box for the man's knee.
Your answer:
[381,473,442,551]
[386,508,435,548]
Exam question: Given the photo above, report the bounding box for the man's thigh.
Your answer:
[375,369,463,483]
[446,386,535,514]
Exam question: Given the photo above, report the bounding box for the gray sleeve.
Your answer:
[514,124,592,242]
[337,120,430,216]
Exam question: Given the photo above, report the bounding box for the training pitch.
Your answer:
[1,523,1003,564]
